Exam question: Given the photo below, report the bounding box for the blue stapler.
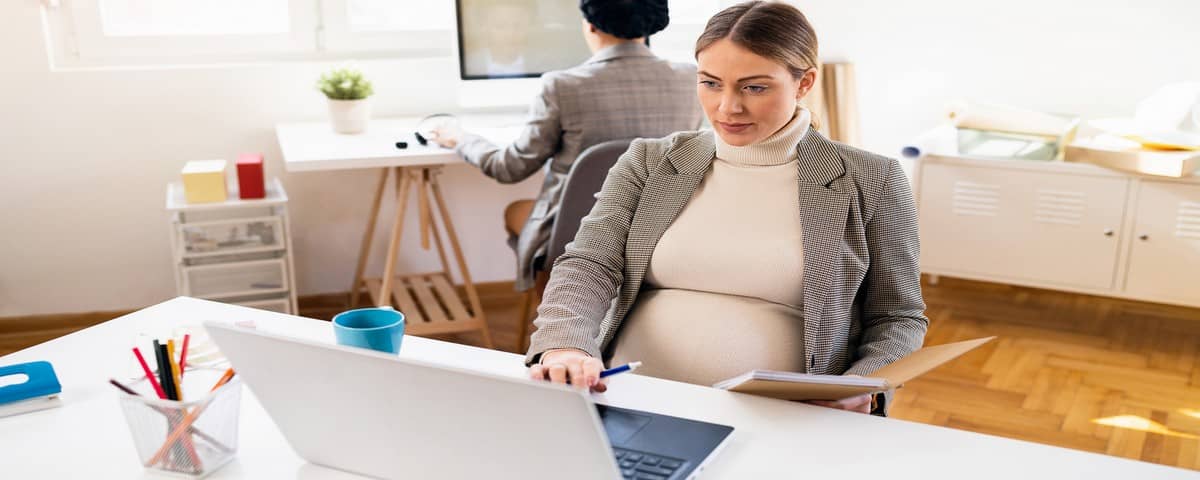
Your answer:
[0,361,63,418]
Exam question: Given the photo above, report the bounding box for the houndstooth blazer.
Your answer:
[525,127,929,386]
[455,43,704,291]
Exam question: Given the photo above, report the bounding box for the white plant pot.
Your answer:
[328,98,371,134]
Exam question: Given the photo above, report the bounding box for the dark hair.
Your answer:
[579,0,670,39]
[695,1,819,79]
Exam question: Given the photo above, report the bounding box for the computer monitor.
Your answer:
[455,0,592,80]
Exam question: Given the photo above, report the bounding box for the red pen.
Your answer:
[132,347,167,399]
[179,334,191,379]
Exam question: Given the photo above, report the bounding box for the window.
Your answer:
[343,0,452,32]
[96,0,292,36]
[41,0,725,70]
[650,0,723,64]
[318,0,454,54]
[42,0,455,68]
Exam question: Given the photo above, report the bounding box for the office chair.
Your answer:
[512,139,634,352]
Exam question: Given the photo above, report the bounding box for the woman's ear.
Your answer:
[796,69,818,100]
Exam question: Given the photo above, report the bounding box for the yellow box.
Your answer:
[182,160,228,203]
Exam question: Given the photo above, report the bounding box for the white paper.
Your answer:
[713,370,886,390]
[901,124,958,158]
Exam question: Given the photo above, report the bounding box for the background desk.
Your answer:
[275,115,524,347]
[275,115,523,172]
[1,297,1194,479]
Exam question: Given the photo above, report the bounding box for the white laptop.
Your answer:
[205,322,733,480]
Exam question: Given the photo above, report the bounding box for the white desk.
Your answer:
[2,297,1194,479]
[275,115,524,172]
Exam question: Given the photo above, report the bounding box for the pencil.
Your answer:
[145,369,237,467]
[167,339,183,400]
[132,347,167,399]
[179,334,191,379]
[154,341,189,469]
[212,368,235,389]
[108,378,138,395]
[154,341,177,401]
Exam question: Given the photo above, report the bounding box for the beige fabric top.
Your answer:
[610,109,812,386]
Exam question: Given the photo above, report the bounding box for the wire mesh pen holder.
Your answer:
[118,375,242,478]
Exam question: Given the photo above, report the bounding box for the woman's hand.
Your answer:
[428,127,460,148]
[803,374,873,414]
[804,393,872,414]
[528,348,607,393]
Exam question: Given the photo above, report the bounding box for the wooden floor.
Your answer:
[894,276,1200,470]
[2,276,1197,470]
[0,310,130,358]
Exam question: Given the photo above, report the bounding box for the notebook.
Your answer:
[713,337,995,401]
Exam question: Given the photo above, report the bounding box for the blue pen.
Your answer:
[599,361,643,378]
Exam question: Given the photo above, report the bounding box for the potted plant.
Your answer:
[317,65,375,134]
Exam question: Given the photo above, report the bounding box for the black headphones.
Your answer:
[397,113,459,150]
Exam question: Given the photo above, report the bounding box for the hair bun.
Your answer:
[580,0,670,39]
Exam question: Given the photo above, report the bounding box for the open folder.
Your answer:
[713,337,995,401]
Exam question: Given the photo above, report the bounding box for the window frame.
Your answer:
[318,0,455,56]
[42,0,454,69]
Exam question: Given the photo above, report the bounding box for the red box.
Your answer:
[236,153,265,199]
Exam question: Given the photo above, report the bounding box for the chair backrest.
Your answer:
[542,139,634,271]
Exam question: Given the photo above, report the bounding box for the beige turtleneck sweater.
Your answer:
[610,108,812,386]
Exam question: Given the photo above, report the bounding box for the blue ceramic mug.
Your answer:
[332,306,405,354]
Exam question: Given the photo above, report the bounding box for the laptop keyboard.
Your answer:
[613,447,686,480]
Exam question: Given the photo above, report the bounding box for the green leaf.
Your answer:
[316,64,374,100]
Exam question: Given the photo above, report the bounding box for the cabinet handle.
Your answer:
[1138,234,1149,241]
[1103,229,1114,237]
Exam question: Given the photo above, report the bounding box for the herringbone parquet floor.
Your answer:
[890,276,1200,470]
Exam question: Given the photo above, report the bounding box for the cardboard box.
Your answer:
[181,160,228,203]
[1065,144,1200,178]
[236,154,265,199]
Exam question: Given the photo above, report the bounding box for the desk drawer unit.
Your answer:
[233,296,292,314]
[176,216,284,258]
[183,258,288,300]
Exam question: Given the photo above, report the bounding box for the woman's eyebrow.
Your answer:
[697,71,775,82]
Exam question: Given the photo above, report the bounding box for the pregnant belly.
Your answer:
[610,288,806,387]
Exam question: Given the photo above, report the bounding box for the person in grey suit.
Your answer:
[526,1,928,416]
[432,0,704,293]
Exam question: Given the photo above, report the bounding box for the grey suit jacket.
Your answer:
[455,43,704,291]
[526,128,929,410]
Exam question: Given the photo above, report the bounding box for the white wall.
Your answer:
[2,0,1198,316]
[797,0,1200,157]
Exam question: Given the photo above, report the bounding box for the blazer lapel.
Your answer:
[795,130,850,373]
[619,133,715,309]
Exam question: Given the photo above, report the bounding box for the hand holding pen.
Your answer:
[530,348,642,393]
[600,361,642,378]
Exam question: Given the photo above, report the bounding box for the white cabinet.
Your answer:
[919,163,1128,290]
[1123,181,1200,305]
[915,155,1200,309]
[166,178,298,314]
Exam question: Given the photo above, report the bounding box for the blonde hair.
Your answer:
[695,1,822,128]
[695,1,818,77]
